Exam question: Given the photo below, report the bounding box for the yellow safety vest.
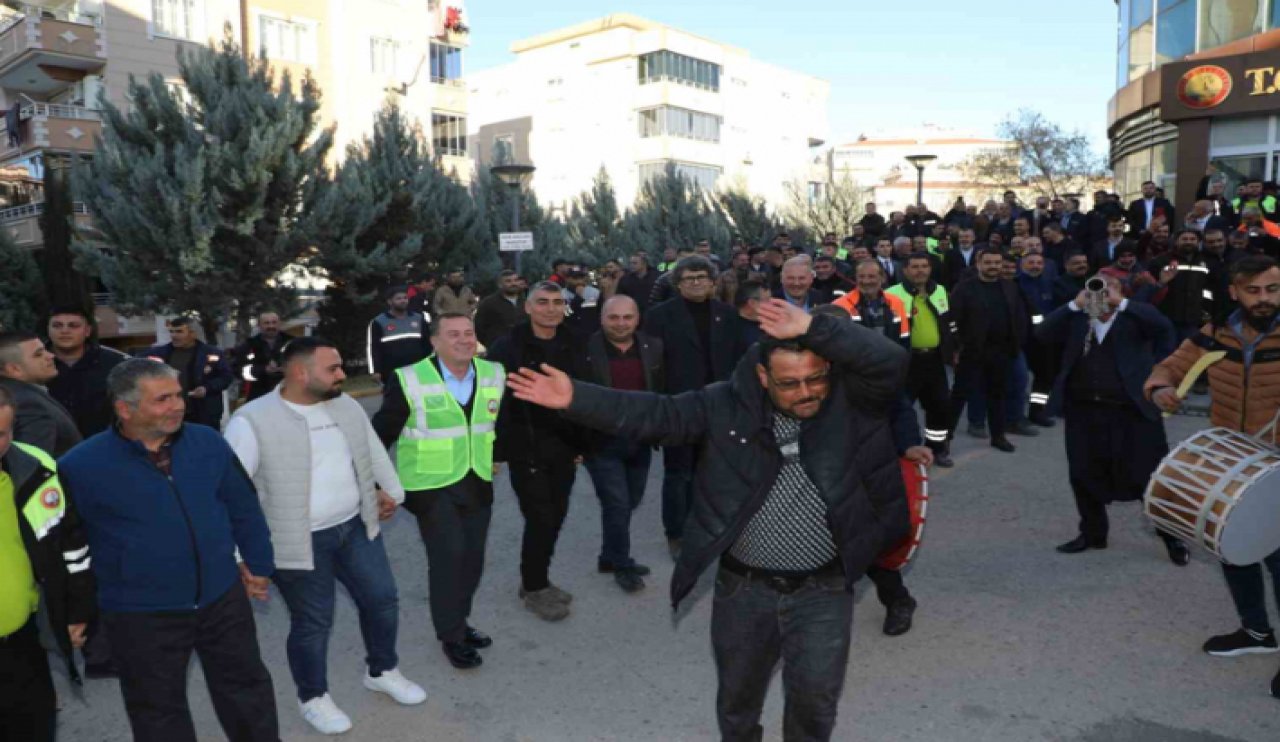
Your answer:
[14,442,66,541]
[395,356,504,490]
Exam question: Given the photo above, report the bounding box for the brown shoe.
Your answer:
[521,588,570,621]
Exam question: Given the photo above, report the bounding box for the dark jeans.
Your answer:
[273,516,400,702]
[404,487,492,643]
[711,567,854,742]
[1223,547,1280,634]
[102,582,278,742]
[864,565,911,607]
[904,350,951,451]
[950,349,1012,439]
[584,438,652,568]
[0,617,55,742]
[661,445,696,539]
[969,353,1027,426]
[510,458,577,592]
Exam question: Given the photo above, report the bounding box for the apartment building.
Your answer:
[468,14,829,212]
[0,0,471,339]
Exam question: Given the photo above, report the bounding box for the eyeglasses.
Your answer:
[769,371,830,392]
[680,275,712,284]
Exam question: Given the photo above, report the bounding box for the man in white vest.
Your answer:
[373,312,504,669]
[225,337,425,735]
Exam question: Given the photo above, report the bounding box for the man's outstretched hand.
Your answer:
[757,298,813,340]
[508,364,574,409]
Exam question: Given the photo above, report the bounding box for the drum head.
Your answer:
[1219,465,1280,565]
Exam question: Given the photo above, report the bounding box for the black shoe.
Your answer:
[1029,413,1057,428]
[597,559,651,576]
[1007,420,1040,437]
[667,538,682,561]
[464,627,492,649]
[84,662,119,680]
[990,437,1016,453]
[934,452,954,468]
[1204,628,1280,657]
[1056,534,1107,553]
[1272,665,1280,699]
[1164,538,1191,566]
[614,568,646,593]
[967,423,988,439]
[442,641,483,669]
[883,596,917,637]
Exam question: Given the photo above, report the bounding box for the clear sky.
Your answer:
[465,0,1119,151]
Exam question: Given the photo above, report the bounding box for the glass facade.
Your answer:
[637,106,722,142]
[638,161,722,191]
[637,50,721,92]
[1118,0,1270,89]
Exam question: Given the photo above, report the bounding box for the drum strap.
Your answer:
[1191,333,1244,363]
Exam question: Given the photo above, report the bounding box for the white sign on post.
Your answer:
[499,232,535,252]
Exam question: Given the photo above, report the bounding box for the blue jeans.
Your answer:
[273,516,400,702]
[711,568,854,742]
[1223,547,1280,633]
[661,445,695,539]
[585,438,652,569]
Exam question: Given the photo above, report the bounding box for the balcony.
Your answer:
[0,8,105,93]
[0,198,90,248]
[0,102,101,161]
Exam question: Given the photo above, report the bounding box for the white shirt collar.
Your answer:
[1091,299,1129,342]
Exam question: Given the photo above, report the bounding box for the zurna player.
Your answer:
[1145,254,1280,698]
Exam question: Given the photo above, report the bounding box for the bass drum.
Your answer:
[875,460,929,571]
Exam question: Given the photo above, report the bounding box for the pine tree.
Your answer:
[625,163,732,260]
[472,167,565,281]
[0,231,45,332]
[38,164,94,316]
[73,33,333,341]
[717,188,783,247]
[565,167,639,266]
[310,102,486,369]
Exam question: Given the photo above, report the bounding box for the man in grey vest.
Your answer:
[225,338,425,735]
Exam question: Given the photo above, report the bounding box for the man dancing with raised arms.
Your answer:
[507,297,909,741]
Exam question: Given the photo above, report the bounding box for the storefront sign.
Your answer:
[1162,50,1280,122]
[1177,65,1232,109]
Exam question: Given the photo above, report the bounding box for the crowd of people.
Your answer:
[5,178,1280,741]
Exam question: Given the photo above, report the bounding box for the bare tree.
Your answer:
[782,174,871,239]
[962,109,1109,199]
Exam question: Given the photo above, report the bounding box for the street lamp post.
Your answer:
[490,163,536,274]
[905,154,937,212]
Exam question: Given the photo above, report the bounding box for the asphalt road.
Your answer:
[51,398,1280,741]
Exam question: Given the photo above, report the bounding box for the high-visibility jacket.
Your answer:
[833,290,910,343]
[1233,194,1277,216]
[394,356,504,491]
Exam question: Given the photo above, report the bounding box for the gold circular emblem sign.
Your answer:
[1177,65,1233,109]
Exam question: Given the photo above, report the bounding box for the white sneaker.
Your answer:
[362,667,427,705]
[299,693,352,735]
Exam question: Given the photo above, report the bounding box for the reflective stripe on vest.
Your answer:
[394,357,504,490]
[13,442,65,542]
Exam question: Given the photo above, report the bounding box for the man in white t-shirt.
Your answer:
[225,337,425,735]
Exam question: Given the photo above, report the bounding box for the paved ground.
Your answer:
[52,398,1280,741]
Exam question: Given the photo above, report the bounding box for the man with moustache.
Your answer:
[232,312,289,401]
[475,270,528,348]
[1149,229,1215,343]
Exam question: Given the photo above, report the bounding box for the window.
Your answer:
[1199,0,1265,51]
[370,38,399,76]
[152,0,202,41]
[1127,20,1154,82]
[637,50,721,91]
[259,15,317,64]
[430,43,462,84]
[1130,0,1153,29]
[1155,0,1195,64]
[432,112,466,157]
[637,106,721,142]
[638,160,722,191]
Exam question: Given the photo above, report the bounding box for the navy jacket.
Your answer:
[643,297,737,393]
[140,341,234,427]
[1035,301,1175,421]
[58,424,274,613]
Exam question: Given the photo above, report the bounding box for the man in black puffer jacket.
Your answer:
[507,299,909,742]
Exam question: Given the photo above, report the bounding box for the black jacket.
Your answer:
[1089,237,1137,273]
[0,377,82,456]
[949,278,1032,357]
[580,331,664,454]
[47,344,127,439]
[486,322,588,463]
[474,291,527,349]
[1052,274,1088,309]
[366,311,431,377]
[617,270,659,315]
[3,442,95,682]
[859,213,886,237]
[1126,197,1176,234]
[643,297,737,393]
[1148,252,1214,326]
[561,314,910,607]
[140,341,234,428]
[1036,301,1175,421]
[942,246,980,290]
[232,333,289,401]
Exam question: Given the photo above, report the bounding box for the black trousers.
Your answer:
[949,348,1012,439]
[510,458,577,593]
[102,583,279,742]
[0,617,55,742]
[904,349,952,451]
[864,565,911,607]
[1025,337,1058,419]
[404,486,493,643]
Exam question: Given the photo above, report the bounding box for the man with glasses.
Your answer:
[506,297,909,741]
[643,257,736,558]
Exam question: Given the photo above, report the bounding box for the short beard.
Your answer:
[1247,307,1278,332]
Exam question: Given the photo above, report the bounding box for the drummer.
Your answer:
[1036,275,1190,564]
[1146,254,1280,698]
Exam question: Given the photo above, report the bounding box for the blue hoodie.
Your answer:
[58,424,273,613]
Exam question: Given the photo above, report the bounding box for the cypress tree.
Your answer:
[37,164,94,316]
[0,229,44,331]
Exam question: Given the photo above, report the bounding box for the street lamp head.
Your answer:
[905,154,937,170]
[490,163,536,188]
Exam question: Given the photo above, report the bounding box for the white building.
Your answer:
[830,127,1018,213]
[467,13,829,212]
